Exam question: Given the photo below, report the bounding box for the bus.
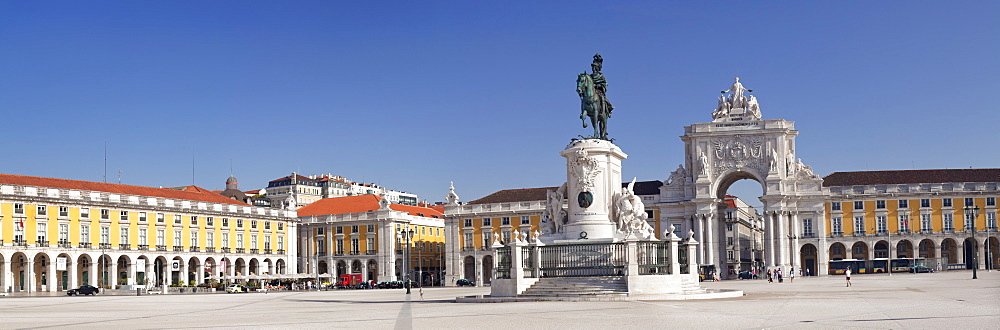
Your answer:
[828,259,888,275]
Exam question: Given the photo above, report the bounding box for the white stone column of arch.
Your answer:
[89,257,99,288]
[47,258,57,292]
[694,214,705,265]
[178,259,188,286]
[777,211,790,269]
[68,257,78,289]
[769,211,779,269]
[108,259,118,289]
[791,211,801,271]
[705,212,716,268]
[817,211,830,276]
[24,260,35,292]
[127,259,137,286]
[145,259,154,287]
[195,259,204,285]
[2,259,11,292]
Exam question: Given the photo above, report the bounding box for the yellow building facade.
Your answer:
[796,169,999,275]
[0,174,298,293]
[296,195,444,285]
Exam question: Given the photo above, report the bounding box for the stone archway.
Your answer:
[873,240,889,259]
[336,260,347,277]
[963,238,978,269]
[33,253,50,292]
[941,238,958,264]
[56,253,73,291]
[896,240,914,258]
[829,242,847,260]
[11,252,29,292]
[851,241,868,260]
[663,91,828,277]
[481,255,493,284]
[918,239,936,258]
[800,244,817,276]
[367,260,378,282]
[987,237,999,270]
[463,256,476,282]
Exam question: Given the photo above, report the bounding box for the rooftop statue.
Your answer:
[713,77,762,121]
[577,54,614,140]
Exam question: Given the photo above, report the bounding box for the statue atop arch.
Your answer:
[577,54,615,140]
[712,77,762,122]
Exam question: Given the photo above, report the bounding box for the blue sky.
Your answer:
[1,1,997,207]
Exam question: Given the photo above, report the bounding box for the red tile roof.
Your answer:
[0,173,250,206]
[822,169,1000,187]
[468,181,663,205]
[297,195,443,218]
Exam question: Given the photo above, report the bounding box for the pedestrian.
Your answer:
[789,267,795,283]
[845,267,852,287]
[767,269,773,283]
[777,268,783,283]
[419,286,424,300]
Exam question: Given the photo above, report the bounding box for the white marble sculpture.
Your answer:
[569,149,601,193]
[666,164,687,185]
[613,178,656,240]
[445,181,460,205]
[540,182,568,234]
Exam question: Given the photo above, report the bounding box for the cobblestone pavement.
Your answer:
[1,270,997,329]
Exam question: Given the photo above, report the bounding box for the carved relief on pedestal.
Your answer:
[711,135,766,178]
[569,149,602,208]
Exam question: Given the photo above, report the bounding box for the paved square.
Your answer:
[2,271,997,329]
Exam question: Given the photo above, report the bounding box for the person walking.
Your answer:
[767,269,773,283]
[789,267,795,283]
[777,268,783,283]
[845,267,852,287]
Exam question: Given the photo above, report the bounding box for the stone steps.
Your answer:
[520,276,628,297]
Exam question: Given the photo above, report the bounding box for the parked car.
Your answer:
[226,284,246,293]
[738,271,756,280]
[67,285,100,296]
[456,279,475,287]
[911,265,935,273]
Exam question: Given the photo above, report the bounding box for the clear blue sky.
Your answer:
[2,1,997,207]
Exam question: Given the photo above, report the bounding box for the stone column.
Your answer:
[89,261,99,288]
[669,229,681,275]
[791,212,800,270]
[178,260,188,286]
[695,215,705,265]
[2,261,12,292]
[685,233,700,275]
[108,260,118,289]
[69,261,78,289]
[765,212,775,268]
[47,260,57,292]
[705,213,716,268]
[25,261,34,292]
[127,261,137,286]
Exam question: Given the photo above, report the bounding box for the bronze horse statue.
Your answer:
[577,72,612,140]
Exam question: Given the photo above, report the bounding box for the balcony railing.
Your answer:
[365,251,377,255]
[157,245,167,251]
[36,240,49,247]
[190,246,200,252]
[236,248,245,253]
[801,233,816,238]
[221,247,231,253]
[79,242,92,248]
[58,241,72,248]
[136,244,148,250]
[173,247,184,252]
[206,247,215,253]
[120,245,131,251]
[100,243,112,249]
[264,248,272,254]
[15,239,28,247]
[277,249,285,254]
[250,248,259,254]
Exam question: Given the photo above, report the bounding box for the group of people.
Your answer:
[766,267,796,283]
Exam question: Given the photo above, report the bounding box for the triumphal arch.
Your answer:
[658,78,827,278]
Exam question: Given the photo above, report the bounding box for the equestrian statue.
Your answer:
[577,54,614,140]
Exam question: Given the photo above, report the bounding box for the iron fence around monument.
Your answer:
[539,242,626,277]
[679,244,689,274]
[522,246,537,278]
[496,246,512,279]
[637,241,672,275]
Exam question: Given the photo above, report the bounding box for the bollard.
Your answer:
[136,288,141,296]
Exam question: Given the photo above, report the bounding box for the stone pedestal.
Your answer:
[559,139,627,241]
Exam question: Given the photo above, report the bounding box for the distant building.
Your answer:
[296,195,444,284]
[721,195,764,273]
[265,172,418,208]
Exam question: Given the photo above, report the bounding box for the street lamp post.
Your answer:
[966,205,980,280]
[416,239,424,288]
[397,228,414,294]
